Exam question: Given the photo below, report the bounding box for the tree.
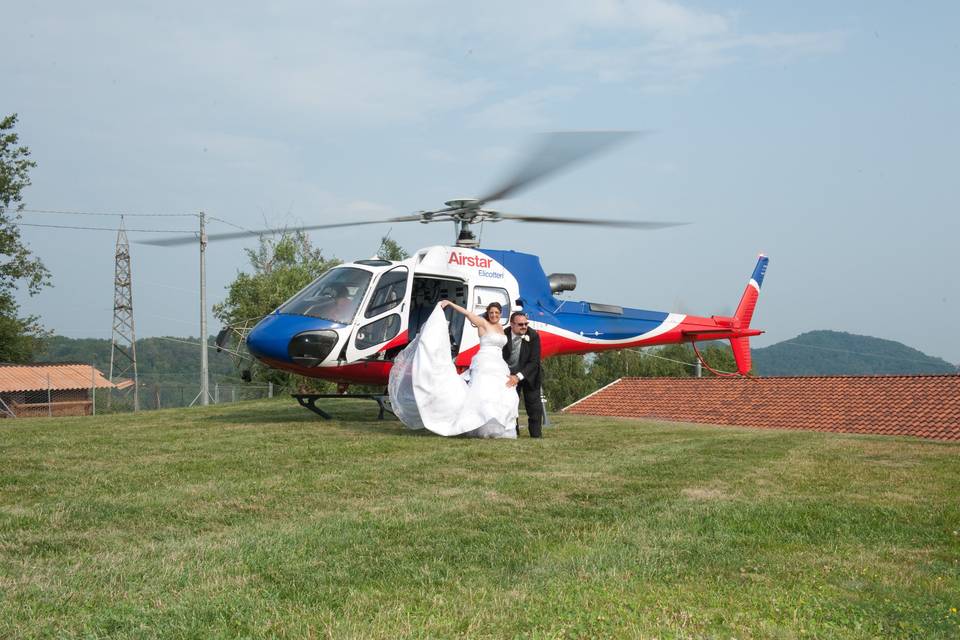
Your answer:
[589,342,742,384]
[541,354,593,411]
[0,114,50,363]
[377,235,409,261]
[214,230,341,327]
[213,230,341,385]
[548,341,746,409]
[589,345,692,388]
[693,343,739,376]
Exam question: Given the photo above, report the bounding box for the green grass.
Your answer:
[1,399,958,639]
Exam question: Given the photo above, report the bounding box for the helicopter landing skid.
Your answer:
[292,393,395,421]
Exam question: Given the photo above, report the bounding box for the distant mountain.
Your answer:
[753,330,958,376]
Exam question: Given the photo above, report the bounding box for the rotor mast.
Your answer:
[444,199,483,247]
[455,220,478,247]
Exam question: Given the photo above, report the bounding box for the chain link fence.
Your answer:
[0,367,275,419]
[95,376,275,414]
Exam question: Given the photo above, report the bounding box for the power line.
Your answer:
[778,339,953,367]
[15,222,194,233]
[19,211,287,238]
[152,335,222,350]
[625,345,738,376]
[206,215,257,234]
[20,208,196,218]
[625,347,698,368]
[628,340,953,373]
[152,335,248,362]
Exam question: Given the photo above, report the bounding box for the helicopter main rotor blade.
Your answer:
[138,215,425,247]
[476,131,643,205]
[494,212,687,230]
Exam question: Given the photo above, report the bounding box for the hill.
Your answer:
[34,335,237,380]
[753,330,957,376]
[34,329,959,385]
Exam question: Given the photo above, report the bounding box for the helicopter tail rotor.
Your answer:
[728,254,770,375]
[682,254,769,376]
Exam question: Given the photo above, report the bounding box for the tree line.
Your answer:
[36,335,238,380]
[542,343,737,411]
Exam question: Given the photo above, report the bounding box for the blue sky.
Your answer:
[6,1,959,363]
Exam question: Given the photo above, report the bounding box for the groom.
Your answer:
[503,311,544,438]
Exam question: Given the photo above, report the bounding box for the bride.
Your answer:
[388,300,519,438]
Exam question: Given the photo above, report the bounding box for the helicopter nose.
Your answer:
[247,314,342,366]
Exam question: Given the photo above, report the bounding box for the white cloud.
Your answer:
[6,2,844,132]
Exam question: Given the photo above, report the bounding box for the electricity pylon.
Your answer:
[108,217,139,410]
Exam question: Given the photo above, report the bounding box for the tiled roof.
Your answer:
[0,364,118,393]
[563,375,960,441]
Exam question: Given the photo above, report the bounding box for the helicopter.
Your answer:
[145,132,768,406]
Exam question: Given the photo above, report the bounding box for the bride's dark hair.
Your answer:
[481,301,502,321]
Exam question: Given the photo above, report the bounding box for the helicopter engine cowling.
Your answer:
[548,273,577,294]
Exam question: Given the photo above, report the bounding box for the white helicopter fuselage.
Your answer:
[245,245,768,384]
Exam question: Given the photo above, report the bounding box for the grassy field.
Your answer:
[1,399,958,639]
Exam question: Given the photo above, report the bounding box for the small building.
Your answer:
[563,375,960,441]
[0,363,125,418]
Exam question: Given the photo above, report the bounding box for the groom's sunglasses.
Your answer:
[513,322,529,327]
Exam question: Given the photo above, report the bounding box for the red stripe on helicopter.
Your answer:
[382,329,409,351]
[534,317,758,358]
[259,356,394,385]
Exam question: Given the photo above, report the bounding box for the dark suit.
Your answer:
[502,327,543,437]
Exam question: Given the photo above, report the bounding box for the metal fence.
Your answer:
[0,370,275,419]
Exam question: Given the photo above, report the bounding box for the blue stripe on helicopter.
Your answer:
[478,249,554,302]
[547,305,672,341]
[752,255,769,288]
[478,248,670,340]
[247,313,345,361]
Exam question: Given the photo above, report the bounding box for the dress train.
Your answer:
[388,306,518,438]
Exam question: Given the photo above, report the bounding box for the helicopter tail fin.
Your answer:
[729,254,769,375]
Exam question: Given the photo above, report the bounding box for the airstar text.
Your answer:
[448,252,493,268]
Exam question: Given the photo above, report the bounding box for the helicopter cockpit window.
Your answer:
[355,314,401,350]
[278,267,372,324]
[364,267,408,319]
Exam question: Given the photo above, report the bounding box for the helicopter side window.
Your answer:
[355,314,401,350]
[473,286,511,325]
[364,267,408,319]
[278,267,372,324]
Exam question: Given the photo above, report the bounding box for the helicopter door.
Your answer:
[345,265,413,361]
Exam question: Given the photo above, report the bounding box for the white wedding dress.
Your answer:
[388,305,519,438]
